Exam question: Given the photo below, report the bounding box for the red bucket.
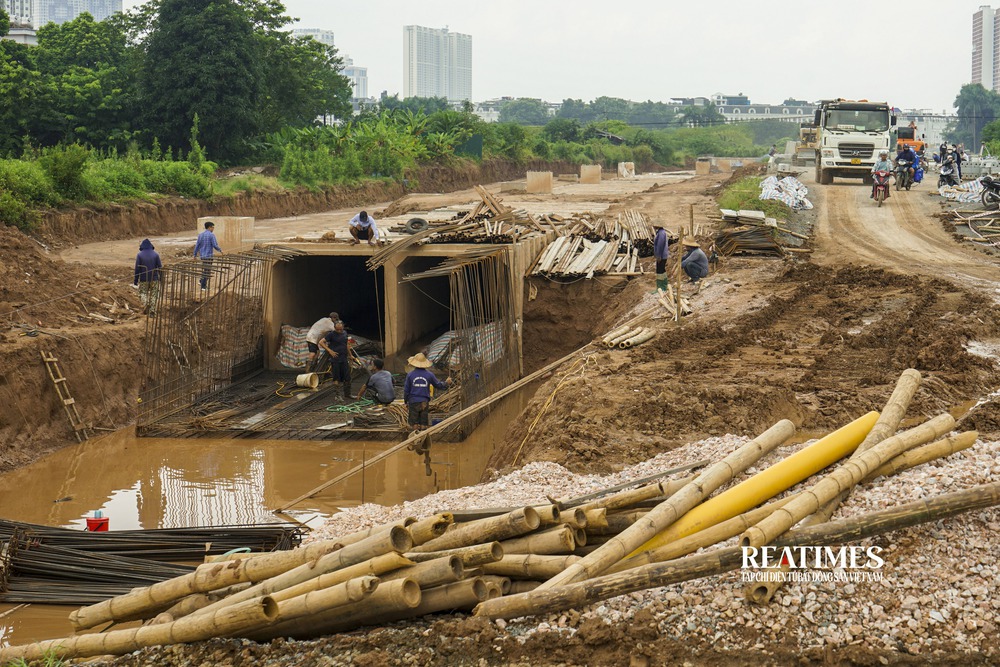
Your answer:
[86,517,109,531]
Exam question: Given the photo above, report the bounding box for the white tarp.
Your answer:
[759,176,813,210]
[938,177,984,203]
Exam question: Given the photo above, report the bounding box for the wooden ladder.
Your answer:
[40,351,89,442]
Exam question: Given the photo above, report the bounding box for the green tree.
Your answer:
[953,83,1000,148]
[542,117,581,143]
[138,0,264,161]
[380,95,450,115]
[498,98,549,125]
[260,33,352,129]
[680,103,725,127]
[556,98,595,122]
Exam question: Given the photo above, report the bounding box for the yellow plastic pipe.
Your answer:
[630,411,878,556]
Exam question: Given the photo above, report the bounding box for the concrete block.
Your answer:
[556,173,579,182]
[695,159,712,176]
[526,171,553,194]
[617,162,636,178]
[717,159,732,173]
[198,216,255,251]
[580,165,602,184]
[500,181,524,193]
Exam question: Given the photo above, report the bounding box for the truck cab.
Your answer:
[814,100,896,185]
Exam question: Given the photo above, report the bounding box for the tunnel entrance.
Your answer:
[266,254,386,368]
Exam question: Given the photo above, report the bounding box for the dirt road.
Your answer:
[811,175,1000,290]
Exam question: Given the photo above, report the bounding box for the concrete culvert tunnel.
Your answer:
[266,254,387,367]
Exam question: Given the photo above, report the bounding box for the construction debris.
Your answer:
[530,210,655,280]
[758,176,813,210]
[714,226,785,257]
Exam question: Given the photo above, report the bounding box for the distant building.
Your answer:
[705,92,817,123]
[403,25,471,103]
[972,5,1000,90]
[291,27,335,47]
[4,0,32,25]
[342,55,368,101]
[33,0,122,27]
[4,23,37,45]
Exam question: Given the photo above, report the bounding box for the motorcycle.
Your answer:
[982,175,1000,209]
[872,170,892,207]
[938,161,958,188]
[895,159,912,191]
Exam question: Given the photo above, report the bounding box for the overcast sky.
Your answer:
[123,0,991,112]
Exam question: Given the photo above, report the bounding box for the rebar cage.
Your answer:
[137,246,303,431]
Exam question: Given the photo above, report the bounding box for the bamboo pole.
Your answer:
[270,576,378,624]
[474,481,1000,621]
[381,556,465,588]
[583,509,607,529]
[870,431,978,478]
[498,524,576,555]
[413,507,540,553]
[2,597,279,663]
[509,581,543,594]
[338,517,416,547]
[809,369,921,524]
[586,510,649,536]
[268,552,411,604]
[404,542,504,566]
[153,583,252,624]
[69,538,345,630]
[248,578,421,641]
[407,513,454,546]
[482,555,582,579]
[635,412,879,554]
[540,419,795,589]
[576,480,672,513]
[607,494,800,574]
[740,414,955,548]
[480,575,512,595]
[559,508,589,529]
[533,505,562,525]
[185,526,412,620]
[550,459,709,509]
[745,370,921,603]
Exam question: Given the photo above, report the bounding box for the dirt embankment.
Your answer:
[34,159,579,250]
[494,261,1000,474]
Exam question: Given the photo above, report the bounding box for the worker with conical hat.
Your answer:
[404,353,450,432]
[680,239,709,292]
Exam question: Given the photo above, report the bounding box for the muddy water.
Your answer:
[0,386,533,647]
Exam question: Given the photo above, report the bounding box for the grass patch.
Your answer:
[717,176,791,221]
[213,173,285,197]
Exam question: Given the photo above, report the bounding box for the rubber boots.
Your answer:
[655,273,669,293]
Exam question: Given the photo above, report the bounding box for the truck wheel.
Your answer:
[820,169,833,185]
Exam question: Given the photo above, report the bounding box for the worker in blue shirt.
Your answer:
[193,221,223,291]
[403,352,450,431]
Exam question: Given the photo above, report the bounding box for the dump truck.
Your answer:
[814,99,896,185]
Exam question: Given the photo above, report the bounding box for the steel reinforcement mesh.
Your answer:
[137,246,303,431]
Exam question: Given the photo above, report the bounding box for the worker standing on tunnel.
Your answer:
[319,320,352,400]
[403,353,450,432]
[653,223,669,292]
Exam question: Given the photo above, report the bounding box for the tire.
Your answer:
[817,167,833,185]
[404,217,429,234]
[876,189,884,207]
[895,174,901,191]
[982,190,1000,210]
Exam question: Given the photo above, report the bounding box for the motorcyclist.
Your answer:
[871,150,893,199]
[940,150,958,187]
[895,144,917,186]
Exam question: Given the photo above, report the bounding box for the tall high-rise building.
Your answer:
[33,0,122,28]
[292,27,368,102]
[972,5,1000,90]
[403,25,471,103]
[4,0,33,25]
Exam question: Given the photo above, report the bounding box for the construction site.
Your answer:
[1,157,1000,666]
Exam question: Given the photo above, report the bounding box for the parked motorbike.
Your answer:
[981,175,1000,209]
[872,170,892,207]
[895,159,913,191]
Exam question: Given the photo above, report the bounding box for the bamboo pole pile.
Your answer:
[714,226,785,257]
[530,210,656,279]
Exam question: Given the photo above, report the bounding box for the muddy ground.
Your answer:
[3,163,1000,664]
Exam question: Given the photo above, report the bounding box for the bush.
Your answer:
[0,159,57,206]
[39,143,90,200]
[0,190,35,229]
[139,161,212,198]
[84,159,147,199]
